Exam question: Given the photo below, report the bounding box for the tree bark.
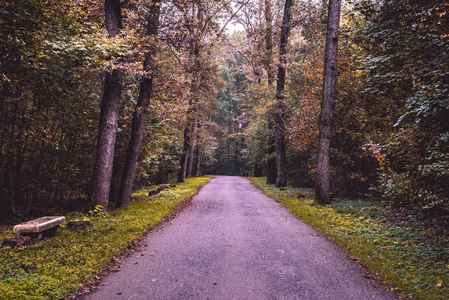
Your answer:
[90,69,122,211]
[109,154,121,205]
[116,0,161,208]
[178,7,200,183]
[195,146,201,177]
[104,0,122,37]
[90,0,123,211]
[315,0,341,204]
[265,0,277,184]
[274,0,293,187]
[178,112,193,183]
[195,121,201,177]
[187,107,198,178]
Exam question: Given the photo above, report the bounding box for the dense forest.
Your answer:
[1,0,448,220]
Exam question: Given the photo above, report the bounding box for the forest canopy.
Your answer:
[1,0,448,220]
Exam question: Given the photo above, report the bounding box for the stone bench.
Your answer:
[13,216,66,240]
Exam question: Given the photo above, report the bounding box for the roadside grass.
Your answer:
[0,177,210,300]
[249,177,449,300]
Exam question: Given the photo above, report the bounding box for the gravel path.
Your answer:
[81,176,394,300]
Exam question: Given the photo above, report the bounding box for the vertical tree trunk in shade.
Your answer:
[227,138,232,175]
[254,162,262,177]
[265,0,277,184]
[178,30,200,183]
[186,145,194,178]
[116,0,161,208]
[178,111,193,183]
[234,138,239,175]
[90,0,123,211]
[195,147,201,177]
[267,122,277,183]
[274,0,293,187]
[316,0,341,204]
[195,121,201,177]
[178,67,197,183]
[109,154,121,205]
[187,108,198,178]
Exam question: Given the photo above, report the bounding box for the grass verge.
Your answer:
[249,177,448,300]
[0,177,210,300]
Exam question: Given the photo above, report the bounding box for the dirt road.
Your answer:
[82,176,393,300]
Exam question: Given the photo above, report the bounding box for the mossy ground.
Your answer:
[0,177,210,300]
[249,177,449,300]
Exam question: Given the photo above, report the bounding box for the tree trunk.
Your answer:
[196,146,201,177]
[90,70,122,211]
[90,0,123,211]
[267,121,277,183]
[116,0,161,207]
[195,121,201,177]
[178,18,200,183]
[227,138,232,175]
[234,137,238,175]
[187,108,198,178]
[265,0,277,184]
[109,154,121,205]
[274,0,293,187]
[315,0,341,204]
[178,116,193,183]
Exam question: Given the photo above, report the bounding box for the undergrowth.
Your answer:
[0,177,210,299]
[249,177,448,300]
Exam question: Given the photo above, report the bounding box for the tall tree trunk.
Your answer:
[265,0,277,184]
[195,121,201,177]
[187,107,198,178]
[116,0,161,207]
[90,70,122,211]
[178,18,200,183]
[275,0,293,187]
[178,113,193,183]
[227,138,232,175]
[90,0,123,211]
[109,154,121,205]
[178,94,198,182]
[234,137,238,175]
[196,146,201,177]
[315,0,341,204]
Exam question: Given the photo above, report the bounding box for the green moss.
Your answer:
[249,177,449,300]
[0,177,210,299]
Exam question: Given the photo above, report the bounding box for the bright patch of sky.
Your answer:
[226,22,244,33]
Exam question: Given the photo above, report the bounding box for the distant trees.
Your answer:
[1,0,447,219]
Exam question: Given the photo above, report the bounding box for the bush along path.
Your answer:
[249,178,449,300]
[0,177,211,300]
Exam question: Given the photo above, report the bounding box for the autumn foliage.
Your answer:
[1,0,448,220]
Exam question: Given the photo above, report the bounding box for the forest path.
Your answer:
[81,176,393,300]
